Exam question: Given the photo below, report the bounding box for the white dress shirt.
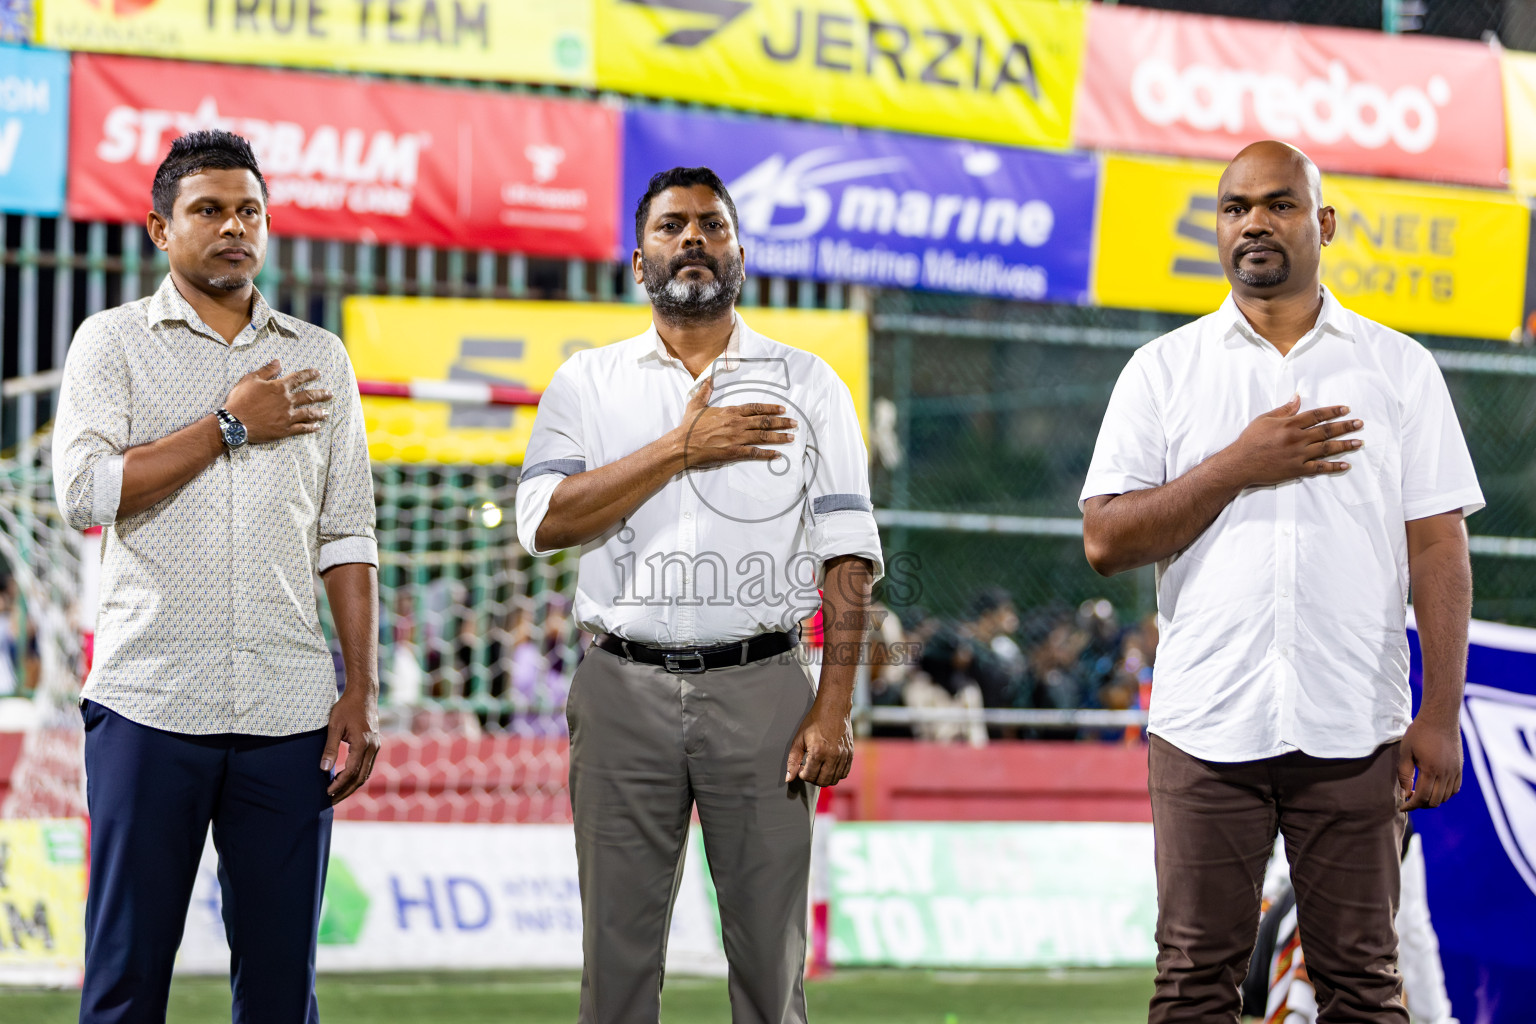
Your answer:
[1081,288,1483,762]
[515,314,883,646]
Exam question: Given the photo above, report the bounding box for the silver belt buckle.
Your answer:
[663,651,708,674]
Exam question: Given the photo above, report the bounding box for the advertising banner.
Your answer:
[0,818,87,986]
[1408,616,1536,1023]
[828,822,1157,967]
[623,108,1097,303]
[1501,51,1536,196]
[1074,5,1506,188]
[596,0,1087,149]
[66,53,618,257]
[342,298,868,464]
[0,3,32,44]
[0,45,68,215]
[1094,154,1529,341]
[175,822,726,974]
[38,0,592,87]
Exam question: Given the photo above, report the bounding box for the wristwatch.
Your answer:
[215,408,248,449]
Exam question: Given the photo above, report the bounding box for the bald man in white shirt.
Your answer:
[1081,141,1481,1024]
[515,166,881,1024]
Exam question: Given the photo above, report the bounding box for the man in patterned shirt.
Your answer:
[53,130,379,1023]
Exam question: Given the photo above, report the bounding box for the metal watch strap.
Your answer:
[215,408,246,448]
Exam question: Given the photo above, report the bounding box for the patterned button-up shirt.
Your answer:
[53,275,377,736]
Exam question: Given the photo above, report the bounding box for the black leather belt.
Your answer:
[594,631,795,674]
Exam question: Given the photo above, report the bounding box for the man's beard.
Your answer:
[207,271,254,291]
[642,249,743,325]
[1231,248,1291,288]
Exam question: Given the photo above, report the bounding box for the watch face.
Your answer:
[225,422,247,447]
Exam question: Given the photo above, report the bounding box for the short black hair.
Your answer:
[968,586,1014,621]
[633,166,739,248]
[151,130,269,219]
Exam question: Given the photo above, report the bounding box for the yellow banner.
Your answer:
[595,0,1086,148]
[343,299,869,464]
[1502,51,1536,195]
[1095,154,1530,341]
[0,819,87,985]
[37,0,592,86]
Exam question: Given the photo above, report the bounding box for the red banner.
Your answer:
[1072,5,1506,187]
[67,54,619,258]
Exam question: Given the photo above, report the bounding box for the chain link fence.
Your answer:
[869,289,1536,628]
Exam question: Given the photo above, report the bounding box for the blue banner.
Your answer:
[622,108,1097,304]
[0,44,67,215]
[1410,617,1536,1024]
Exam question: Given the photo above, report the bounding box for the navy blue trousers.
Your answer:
[79,700,333,1024]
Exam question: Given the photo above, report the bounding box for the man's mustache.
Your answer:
[669,252,719,276]
[1234,242,1287,258]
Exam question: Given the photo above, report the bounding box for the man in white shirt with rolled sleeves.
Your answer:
[1081,141,1481,1023]
[515,166,881,1024]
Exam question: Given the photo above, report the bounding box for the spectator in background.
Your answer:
[1029,617,1090,716]
[864,601,908,705]
[503,594,574,737]
[963,587,1028,713]
[907,605,987,747]
[1074,598,1124,699]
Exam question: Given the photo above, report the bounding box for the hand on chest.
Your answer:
[1167,356,1401,506]
[599,367,813,520]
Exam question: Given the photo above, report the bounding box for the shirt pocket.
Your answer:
[1326,444,1385,507]
[726,449,800,498]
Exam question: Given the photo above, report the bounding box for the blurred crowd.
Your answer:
[864,588,1157,745]
[3,559,1153,745]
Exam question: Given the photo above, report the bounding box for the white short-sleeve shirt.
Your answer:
[515,313,883,646]
[1081,288,1483,762]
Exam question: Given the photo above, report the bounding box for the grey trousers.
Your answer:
[568,645,818,1024]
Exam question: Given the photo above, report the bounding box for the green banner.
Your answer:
[828,822,1156,967]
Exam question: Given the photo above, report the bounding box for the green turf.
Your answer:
[5,968,1153,1023]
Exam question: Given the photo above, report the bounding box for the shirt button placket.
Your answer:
[1275,358,1299,736]
[677,373,702,644]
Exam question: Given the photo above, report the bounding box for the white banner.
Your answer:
[175,822,726,976]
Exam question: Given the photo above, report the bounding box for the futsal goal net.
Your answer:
[0,429,586,826]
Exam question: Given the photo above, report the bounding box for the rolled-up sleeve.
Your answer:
[805,365,883,583]
[515,362,587,557]
[1080,348,1166,510]
[317,348,378,572]
[53,315,130,531]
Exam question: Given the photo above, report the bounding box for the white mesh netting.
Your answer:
[346,463,579,822]
[0,441,582,824]
[0,432,88,820]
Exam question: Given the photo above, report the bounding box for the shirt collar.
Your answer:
[146,274,292,346]
[1219,285,1355,352]
[638,313,748,377]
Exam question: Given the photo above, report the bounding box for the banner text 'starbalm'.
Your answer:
[66,54,618,257]
[0,46,69,215]
[1408,617,1536,1024]
[624,108,1096,303]
[1074,5,1506,187]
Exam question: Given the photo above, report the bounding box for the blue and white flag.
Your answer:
[1409,614,1536,1024]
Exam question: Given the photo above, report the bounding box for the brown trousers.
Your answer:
[1147,735,1408,1024]
[568,646,818,1024]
